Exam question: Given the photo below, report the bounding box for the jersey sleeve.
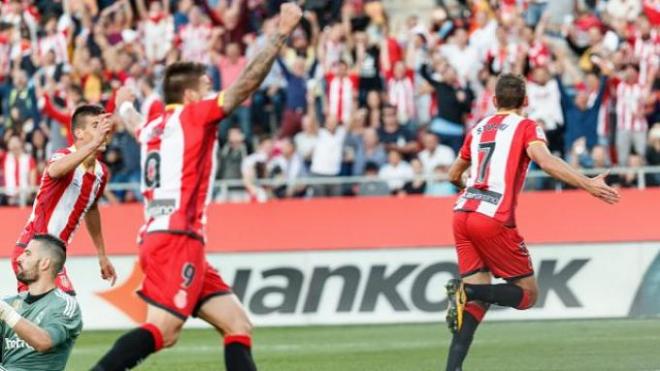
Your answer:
[47,149,69,165]
[459,131,473,161]
[521,119,548,147]
[187,93,227,127]
[42,298,82,347]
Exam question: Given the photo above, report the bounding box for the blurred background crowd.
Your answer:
[0,0,658,205]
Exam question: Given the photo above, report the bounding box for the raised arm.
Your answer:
[115,86,145,138]
[47,115,113,178]
[527,142,620,204]
[220,3,302,114]
[419,64,442,88]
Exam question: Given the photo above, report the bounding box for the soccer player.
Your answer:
[0,234,82,371]
[91,4,302,371]
[12,105,117,295]
[444,73,620,371]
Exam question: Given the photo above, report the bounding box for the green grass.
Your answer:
[67,319,660,371]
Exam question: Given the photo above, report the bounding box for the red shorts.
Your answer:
[453,211,534,281]
[11,245,76,295]
[138,232,232,319]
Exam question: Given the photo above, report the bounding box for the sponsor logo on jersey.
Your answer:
[4,336,35,351]
[146,199,176,217]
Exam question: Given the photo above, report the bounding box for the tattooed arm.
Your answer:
[221,3,302,114]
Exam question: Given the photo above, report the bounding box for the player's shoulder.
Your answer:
[49,289,81,318]
[49,147,73,161]
[1,293,24,306]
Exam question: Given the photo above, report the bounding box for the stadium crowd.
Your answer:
[0,0,658,205]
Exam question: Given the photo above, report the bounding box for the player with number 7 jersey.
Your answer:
[441,74,620,371]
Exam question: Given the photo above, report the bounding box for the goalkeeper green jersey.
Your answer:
[0,289,82,371]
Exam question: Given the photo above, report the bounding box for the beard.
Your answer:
[16,267,38,284]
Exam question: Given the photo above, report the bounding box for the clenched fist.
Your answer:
[278,3,303,36]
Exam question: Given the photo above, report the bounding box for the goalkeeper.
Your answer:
[0,234,82,371]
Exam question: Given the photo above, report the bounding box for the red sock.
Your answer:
[141,323,164,351]
[516,289,533,310]
[224,334,252,348]
[464,302,487,322]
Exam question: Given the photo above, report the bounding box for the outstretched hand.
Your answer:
[585,171,620,204]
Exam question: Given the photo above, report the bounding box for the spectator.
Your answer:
[351,31,382,105]
[276,56,308,138]
[440,27,481,84]
[421,62,474,152]
[242,136,273,202]
[418,132,455,175]
[269,138,305,198]
[365,90,382,127]
[310,115,346,196]
[402,158,426,195]
[178,6,212,65]
[2,135,36,205]
[425,164,456,197]
[378,149,413,193]
[616,64,649,166]
[216,41,251,141]
[378,104,418,157]
[325,60,358,125]
[387,61,415,127]
[357,161,390,196]
[555,58,609,157]
[352,127,387,176]
[2,69,39,132]
[137,74,164,122]
[219,127,248,182]
[527,66,564,155]
[136,0,174,63]
[294,112,319,169]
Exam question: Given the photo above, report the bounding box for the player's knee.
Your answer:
[224,316,253,336]
[157,323,183,348]
[161,328,181,348]
[516,288,537,310]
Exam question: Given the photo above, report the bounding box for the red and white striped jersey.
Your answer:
[387,75,416,124]
[326,73,358,124]
[633,30,659,83]
[17,147,109,246]
[38,32,69,64]
[3,152,35,197]
[137,96,225,240]
[454,113,547,226]
[178,24,212,65]
[616,82,648,132]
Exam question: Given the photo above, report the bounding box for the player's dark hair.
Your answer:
[71,104,105,134]
[163,61,207,104]
[31,234,66,275]
[495,73,526,110]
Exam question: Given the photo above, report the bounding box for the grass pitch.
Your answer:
[67,319,660,371]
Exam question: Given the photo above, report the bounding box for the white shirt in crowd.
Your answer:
[469,19,498,61]
[440,43,481,83]
[141,15,174,62]
[378,161,414,191]
[294,132,319,160]
[526,79,563,131]
[418,145,456,175]
[311,126,347,176]
[268,153,305,185]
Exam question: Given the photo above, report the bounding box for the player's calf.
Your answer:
[199,295,257,371]
[446,301,489,371]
